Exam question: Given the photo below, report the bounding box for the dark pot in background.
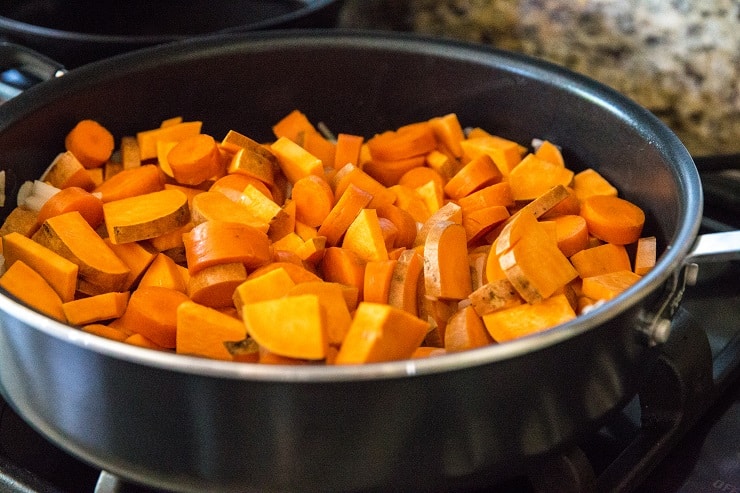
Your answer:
[0,0,343,68]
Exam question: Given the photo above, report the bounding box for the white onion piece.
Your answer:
[18,180,60,213]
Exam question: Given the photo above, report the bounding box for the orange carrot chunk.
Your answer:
[65,119,115,169]
[580,195,645,245]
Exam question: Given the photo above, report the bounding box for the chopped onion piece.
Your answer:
[18,180,60,212]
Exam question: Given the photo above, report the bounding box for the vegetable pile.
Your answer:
[0,111,656,364]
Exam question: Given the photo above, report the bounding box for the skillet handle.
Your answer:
[637,230,740,346]
[0,41,66,103]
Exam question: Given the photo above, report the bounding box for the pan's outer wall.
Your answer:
[0,32,699,492]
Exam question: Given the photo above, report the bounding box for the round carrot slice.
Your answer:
[580,195,645,245]
[167,133,222,185]
[64,119,115,169]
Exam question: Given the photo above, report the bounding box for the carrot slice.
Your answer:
[320,247,366,298]
[549,214,589,258]
[117,286,189,348]
[93,164,165,203]
[136,120,202,160]
[366,122,437,162]
[292,174,334,228]
[36,186,104,230]
[187,262,248,309]
[64,119,115,169]
[167,133,223,186]
[444,153,503,200]
[507,153,574,202]
[331,163,396,209]
[317,184,373,246]
[580,195,645,245]
[183,220,271,275]
[334,302,429,364]
[570,243,632,278]
[209,173,273,203]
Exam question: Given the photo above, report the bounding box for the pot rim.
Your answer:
[0,29,703,382]
[0,0,340,45]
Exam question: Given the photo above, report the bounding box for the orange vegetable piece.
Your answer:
[334,302,429,364]
[117,286,189,348]
[62,291,129,325]
[2,231,79,302]
[342,208,389,262]
[270,136,323,184]
[457,182,514,212]
[444,153,503,200]
[317,184,373,246]
[333,133,364,169]
[227,146,276,188]
[387,249,424,316]
[444,305,494,352]
[93,164,165,203]
[32,211,130,295]
[82,323,129,342]
[366,122,437,162]
[460,135,523,176]
[188,262,248,308]
[104,238,157,291]
[331,163,396,209]
[462,205,510,244]
[42,151,97,191]
[468,278,523,317]
[363,154,426,187]
[183,220,271,275]
[363,259,398,304]
[136,120,202,160]
[580,195,645,245]
[124,333,167,351]
[483,293,576,342]
[423,220,473,300]
[272,109,316,143]
[242,294,328,360]
[288,282,353,346]
[103,188,191,244]
[292,174,334,228]
[209,173,273,203]
[507,153,575,202]
[534,140,565,166]
[138,252,188,293]
[190,190,267,233]
[570,243,632,278]
[428,113,466,158]
[581,270,642,301]
[320,246,366,298]
[176,301,246,360]
[0,260,66,322]
[572,168,618,202]
[634,236,657,275]
[376,204,418,250]
[36,186,104,230]
[398,166,446,191]
[64,119,115,169]
[549,214,589,258]
[167,133,222,186]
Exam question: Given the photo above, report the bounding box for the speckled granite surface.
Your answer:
[338,0,739,156]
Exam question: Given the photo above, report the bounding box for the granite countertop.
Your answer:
[338,0,739,157]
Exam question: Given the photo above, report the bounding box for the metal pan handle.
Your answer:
[0,41,66,103]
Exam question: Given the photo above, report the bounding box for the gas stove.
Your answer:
[0,211,738,493]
